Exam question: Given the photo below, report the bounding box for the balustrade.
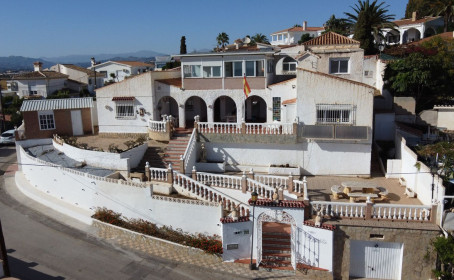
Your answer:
[149,167,168,181]
[148,120,167,132]
[372,204,431,221]
[196,172,242,190]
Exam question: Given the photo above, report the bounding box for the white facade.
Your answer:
[50,64,104,93]
[89,61,153,83]
[14,77,67,98]
[381,16,444,45]
[270,22,324,46]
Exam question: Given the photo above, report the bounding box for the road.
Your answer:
[0,145,247,280]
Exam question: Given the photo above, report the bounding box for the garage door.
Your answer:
[350,240,403,280]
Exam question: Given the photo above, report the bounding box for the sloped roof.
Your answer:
[20,97,93,112]
[393,16,440,27]
[14,71,68,80]
[156,78,182,88]
[303,32,360,46]
[114,61,153,67]
[408,31,454,45]
[62,64,98,77]
[272,26,325,35]
[282,98,297,105]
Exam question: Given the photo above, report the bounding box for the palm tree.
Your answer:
[324,14,351,36]
[345,0,396,54]
[216,32,229,50]
[250,33,270,45]
[430,0,454,32]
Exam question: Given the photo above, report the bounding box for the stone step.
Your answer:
[262,252,291,260]
[262,246,291,254]
[262,240,291,246]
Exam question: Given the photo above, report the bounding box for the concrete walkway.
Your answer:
[7,166,325,279]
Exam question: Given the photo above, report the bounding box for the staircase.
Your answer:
[261,223,293,270]
[161,128,193,172]
[133,146,166,172]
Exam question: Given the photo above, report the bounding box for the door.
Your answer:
[71,110,83,136]
[350,240,403,279]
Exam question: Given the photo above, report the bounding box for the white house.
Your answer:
[89,61,154,83]
[50,64,105,94]
[270,21,324,46]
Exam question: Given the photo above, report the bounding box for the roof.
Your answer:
[303,32,360,46]
[114,61,153,67]
[272,26,325,35]
[156,78,182,88]
[248,199,307,208]
[393,16,440,27]
[395,122,423,137]
[220,217,250,224]
[282,98,297,105]
[268,77,297,87]
[408,31,454,46]
[112,96,135,101]
[176,49,276,57]
[20,97,93,112]
[62,64,98,77]
[14,71,68,80]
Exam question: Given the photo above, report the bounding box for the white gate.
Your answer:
[71,110,83,136]
[350,240,403,280]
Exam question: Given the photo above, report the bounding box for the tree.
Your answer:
[324,14,351,36]
[430,0,454,32]
[249,33,270,45]
[427,236,454,279]
[216,32,229,50]
[298,34,313,44]
[345,0,396,55]
[180,36,187,54]
[417,141,454,180]
[405,0,432,18]
[293,24,302,27]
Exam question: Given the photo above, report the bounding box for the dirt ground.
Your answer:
[75,134,167,151]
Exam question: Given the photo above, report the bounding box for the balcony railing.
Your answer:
[301,125,368,140]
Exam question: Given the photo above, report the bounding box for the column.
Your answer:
[178,105,185,128]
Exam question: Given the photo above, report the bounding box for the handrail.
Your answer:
[182,129,197,172]
[197,122,241,134]
[149,120,167,132]
[196,172,242,190]
[254,174,289,189]
[247,178,275,200]
[311,201,367,218]
[149,167,168,181]
[245,123,293,135]
[372,204,431,221]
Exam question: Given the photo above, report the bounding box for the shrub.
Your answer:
[124,140,136,150]
[108,143,122,153]
[135,135,147,145]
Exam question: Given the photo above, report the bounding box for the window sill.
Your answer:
[115,116,137,120]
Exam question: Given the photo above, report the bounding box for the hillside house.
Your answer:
[270,21,324,46]
[88,61,153,83]
[50,64,105,94]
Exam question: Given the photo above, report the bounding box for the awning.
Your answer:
[112,97,135,101]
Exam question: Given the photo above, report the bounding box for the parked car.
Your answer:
[0,129,15,145]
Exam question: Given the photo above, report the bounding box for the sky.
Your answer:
[1,0,408,58]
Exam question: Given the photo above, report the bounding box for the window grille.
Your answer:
[316,104,354,124]
[115,102,135,118]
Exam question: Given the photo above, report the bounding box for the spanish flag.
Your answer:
[243,75,251,97]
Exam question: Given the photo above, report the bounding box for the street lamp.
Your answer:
[431,154,439,203]
[90,57,97,92]
[249,191,258,270]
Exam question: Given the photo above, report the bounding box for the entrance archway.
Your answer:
[424,27,436,38]
[245,96,266,123]
[157,96,178,121]
[403,28,421,43]
[185,96,207,127]
[214,96,237,122]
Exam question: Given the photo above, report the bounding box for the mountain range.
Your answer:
[0,50,168,72]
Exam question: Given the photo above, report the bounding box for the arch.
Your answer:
[424,27,436,38]
[245,95,266,123]
[402,28,421,44]
[256,210,297,268]
[157,96,178,121]
[185,96,207,127]
[213,96,237,122]
[385,30,400,44]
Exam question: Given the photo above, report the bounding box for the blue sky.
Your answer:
[1,0,407,58]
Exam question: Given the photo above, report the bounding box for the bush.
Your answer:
[92,208,222,254]
[108,143,123,153]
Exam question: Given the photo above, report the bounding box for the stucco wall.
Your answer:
[437,108,454,130]
[222,221,252,261]
[302,224,333,271]
[18,146,221,235]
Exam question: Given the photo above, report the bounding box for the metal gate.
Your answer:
[350,240,403,280]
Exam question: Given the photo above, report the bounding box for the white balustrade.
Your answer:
[197,122,241,134]
[247,179,275,199]
[196,172,242,190]
[311,201,367,218]
[148,120,167,132]
[182,129,197,172]
[255,174,289,189]
[173,171,248,216]
[293,180,304,193]
[245,123,293,135]
[372,204,431,221]
[149,167,168,181]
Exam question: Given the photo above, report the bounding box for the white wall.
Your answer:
[18,146,221,235]
[374,113,395,141]
[222,221,252,261]
[301,224,333,271]
[437,108,454,130]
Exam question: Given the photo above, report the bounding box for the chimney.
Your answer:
[33,61,43,72]
[412,11,417,22]
[303,21,307,31]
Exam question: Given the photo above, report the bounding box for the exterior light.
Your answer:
[249,190,258,270]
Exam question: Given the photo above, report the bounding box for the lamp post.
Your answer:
[249,191,258,270]
[90,57,97,92]
[431,154,439,203]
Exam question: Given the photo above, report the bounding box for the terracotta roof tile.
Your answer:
[112,96,135,101]
[14,71,68,80]
[303,32,359,46]
[220,216,250,224]
[393,16,440,26]
[248,199,307,208]
[156,78,182,88]
[62,64,99,77]
[114,61,153,67]
[272,26,325,35]
[282,98,297,105]
[303,220,336,231]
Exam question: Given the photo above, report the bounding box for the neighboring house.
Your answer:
[270,21,324,46]
[19,97,95,139]
[9,62,69,98]
[50,64,105,94]
[382,12,444,45]
[89,61,153,83]
[154,56,172,70]
[420,105,454,131]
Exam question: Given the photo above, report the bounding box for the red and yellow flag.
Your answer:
[243,75,251,97]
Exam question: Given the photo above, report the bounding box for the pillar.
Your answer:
[145,162,150,182]
[178,105,185,128]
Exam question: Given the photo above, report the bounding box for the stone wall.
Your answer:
[332,222,439,279]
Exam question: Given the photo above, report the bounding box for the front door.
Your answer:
[71,110,83,136]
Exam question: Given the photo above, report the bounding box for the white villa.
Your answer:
[89,60,153,83]
[270,21,325,46]
[50,64,105,94]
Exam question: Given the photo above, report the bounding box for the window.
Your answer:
[225,62,233,77]
[203,66,221,77]
[246,61,255,76]
[316,104,354,124]
[30,90,38,96]
[115,101,135,118]
[272,35,277,41]
[330,58,349,74]
[233,61,242,77]
[226,60,265,77]
[278,34,283,40]
[273,97,281,121]
[256,61,264,76]
[267,60,274,73]
[183,65,202,78]
[283,57,297,72]
[39,111,55,130]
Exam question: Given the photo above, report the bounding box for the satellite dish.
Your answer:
[243,37,251,44]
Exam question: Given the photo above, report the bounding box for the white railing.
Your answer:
[182,129,197,173]
[149,119,167,132]
[196,172,242,190]
[197,122,241,134]
[255,174,289,189]
[149,167,168,181]
[311,201,367,218]
[293,179,308,199]
[245,123,293,135]
[372,204,431,221]
[247,179,275,200]
[173,171,248,215]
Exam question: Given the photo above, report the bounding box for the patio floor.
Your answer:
[305,175,423,205]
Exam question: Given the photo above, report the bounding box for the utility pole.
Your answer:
[0,219,11,277]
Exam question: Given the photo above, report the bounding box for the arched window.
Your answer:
[283,57,297,72]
